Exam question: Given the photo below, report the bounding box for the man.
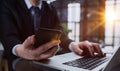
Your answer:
[0,0,104,60]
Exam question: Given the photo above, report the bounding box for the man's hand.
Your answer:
[70,41,105,57]
[15,35,60,60]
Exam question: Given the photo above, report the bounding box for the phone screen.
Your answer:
[34,28,62,48]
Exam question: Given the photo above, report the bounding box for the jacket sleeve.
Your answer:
[0,1,22,57]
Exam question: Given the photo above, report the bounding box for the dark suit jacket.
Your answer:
[0,0,72,58]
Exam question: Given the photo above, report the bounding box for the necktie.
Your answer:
[30,6,41,32]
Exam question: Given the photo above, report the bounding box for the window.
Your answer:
[46,0,56,4]
[105,0,120,46]
[68,3,80,42]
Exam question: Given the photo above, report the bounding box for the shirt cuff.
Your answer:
[68,42,75,52]
[12,44,22,56]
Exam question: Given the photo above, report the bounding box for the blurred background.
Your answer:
[44,0,120,49]
[1,0,120,51]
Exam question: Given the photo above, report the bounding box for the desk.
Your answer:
[1,49,120,71]
[0,58,8,71]
[0,50,70,71]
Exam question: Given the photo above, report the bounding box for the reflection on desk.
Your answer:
[0,45,69,71]
[5,58,62,71]
[13,58,45,71]
[9,51,69,71]
[1,59,8,71]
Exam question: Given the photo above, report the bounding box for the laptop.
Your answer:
[32,46,120,71]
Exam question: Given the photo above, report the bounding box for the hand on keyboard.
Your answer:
[70,41,105,57]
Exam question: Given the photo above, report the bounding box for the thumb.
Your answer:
[23,35,35,48]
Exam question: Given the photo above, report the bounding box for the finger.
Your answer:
[35,46,58,60]
[89,45,95,57]
[43,46,58,56]
[30,35,35,44]
[72,44,83,56]
[23,35,35,48]
[34,40,60,55]
[83,41,94,57]
[84,44,94,57]
[81,41,95,57]
[92,43,104,57]
[28,35,35,46]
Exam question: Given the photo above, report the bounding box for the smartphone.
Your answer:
[34,28,62,48]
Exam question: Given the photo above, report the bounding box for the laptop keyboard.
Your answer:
[63,56,109,70]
